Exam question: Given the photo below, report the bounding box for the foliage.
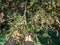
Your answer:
[0,0,60,45]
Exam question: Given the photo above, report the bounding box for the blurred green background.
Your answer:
[0,0,60,45]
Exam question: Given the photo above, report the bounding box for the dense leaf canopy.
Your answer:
[0,0,60,45]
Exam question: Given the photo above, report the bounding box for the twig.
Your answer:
[23,1,28,34]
